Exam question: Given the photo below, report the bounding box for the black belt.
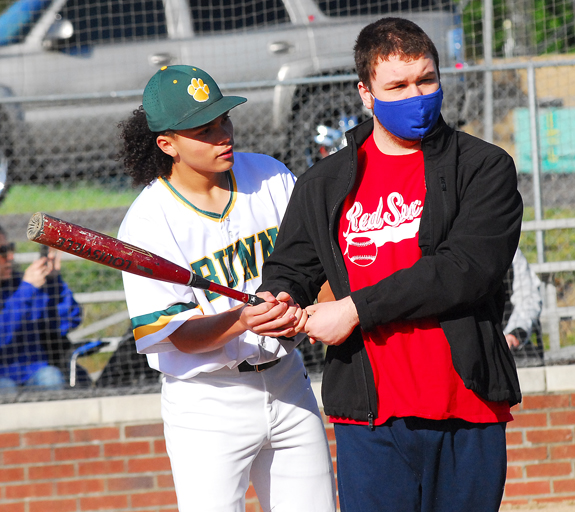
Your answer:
[238,359,281,372]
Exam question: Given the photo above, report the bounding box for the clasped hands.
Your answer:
[240,291,359,346]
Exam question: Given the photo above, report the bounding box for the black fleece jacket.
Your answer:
[261,116,523,423]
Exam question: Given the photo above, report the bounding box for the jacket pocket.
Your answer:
[440,302,521,405]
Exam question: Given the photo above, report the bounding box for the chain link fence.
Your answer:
[0,0,575,402]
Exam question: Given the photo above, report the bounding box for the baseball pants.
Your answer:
[335,417,507,512]
[161,350,336,512]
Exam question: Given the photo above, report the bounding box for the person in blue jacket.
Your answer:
[0,225,82,392]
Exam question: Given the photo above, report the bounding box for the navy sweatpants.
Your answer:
[334,417,507,512]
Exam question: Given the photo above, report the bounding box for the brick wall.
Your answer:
[1,366,574,511]
[0,407,335,512]
[503,392,575,506]
[0,421,177,512]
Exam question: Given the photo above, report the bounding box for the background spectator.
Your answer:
[0,225,82,393]
[503,248,544,367]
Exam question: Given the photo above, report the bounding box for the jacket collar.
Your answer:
[345,117,373,149]
[421,115,455,159]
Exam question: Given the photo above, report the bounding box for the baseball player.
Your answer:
[117,65,336,512]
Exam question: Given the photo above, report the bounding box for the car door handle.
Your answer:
[149,53,174,66]
[268,41,293,54]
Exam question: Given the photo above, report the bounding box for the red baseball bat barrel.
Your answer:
[26,212,264,306]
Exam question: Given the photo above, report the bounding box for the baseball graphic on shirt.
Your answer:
[347,235,377,267]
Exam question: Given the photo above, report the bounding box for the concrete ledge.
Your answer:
[517,367,547,394]
[0,394,161,432]
[544,364,575,391]
[0,365,572,432]
[517,364,575,394]
[311,379,323,408]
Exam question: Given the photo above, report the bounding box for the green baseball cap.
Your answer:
[143,65,247,132]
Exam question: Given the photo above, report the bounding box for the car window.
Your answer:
[0,0,52,46]
[314,0,453,16]
[188,0,290,34]
[55,0,167,53]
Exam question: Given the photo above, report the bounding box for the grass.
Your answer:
[520,206,575,263]
[4,183,139,341]
[519,207,575,350]
[77,351,115,376]
[59,262,124,293]
[0,183,141,215]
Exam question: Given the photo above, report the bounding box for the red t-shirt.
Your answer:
[334,134,511,426]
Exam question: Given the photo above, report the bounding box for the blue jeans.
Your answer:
[334,417,507,512]
[0,365,65,394]
[27,365,65,389]
[0,377,17,393]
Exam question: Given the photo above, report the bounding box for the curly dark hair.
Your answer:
[354,17,440,90]
[118,106,174,186]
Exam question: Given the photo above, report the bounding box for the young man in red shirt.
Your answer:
[261,17,522,512]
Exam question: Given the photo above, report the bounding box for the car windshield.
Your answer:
[0,0,52,46]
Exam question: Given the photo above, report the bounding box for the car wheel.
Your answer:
[287,80,369,177]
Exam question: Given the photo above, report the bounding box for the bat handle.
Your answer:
[246,294,266,306]
[188,273,266,306]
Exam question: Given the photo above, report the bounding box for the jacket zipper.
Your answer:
[331,133,377,427]
[440,176,447,192]
[439,176,450,239]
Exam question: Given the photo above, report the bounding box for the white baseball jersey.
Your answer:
[118,152,299,380]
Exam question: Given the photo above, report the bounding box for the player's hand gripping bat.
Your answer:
[27,212,264,306]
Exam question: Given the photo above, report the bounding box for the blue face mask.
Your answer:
[371,86,443,141]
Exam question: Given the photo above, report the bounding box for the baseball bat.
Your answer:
[26,212,264,306]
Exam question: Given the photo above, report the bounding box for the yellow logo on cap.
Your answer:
[188,78,210,102]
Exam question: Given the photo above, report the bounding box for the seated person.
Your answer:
[0,225,82,392]
[503,247,544,366]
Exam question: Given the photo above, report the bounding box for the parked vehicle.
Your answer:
[0,0,465,182]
